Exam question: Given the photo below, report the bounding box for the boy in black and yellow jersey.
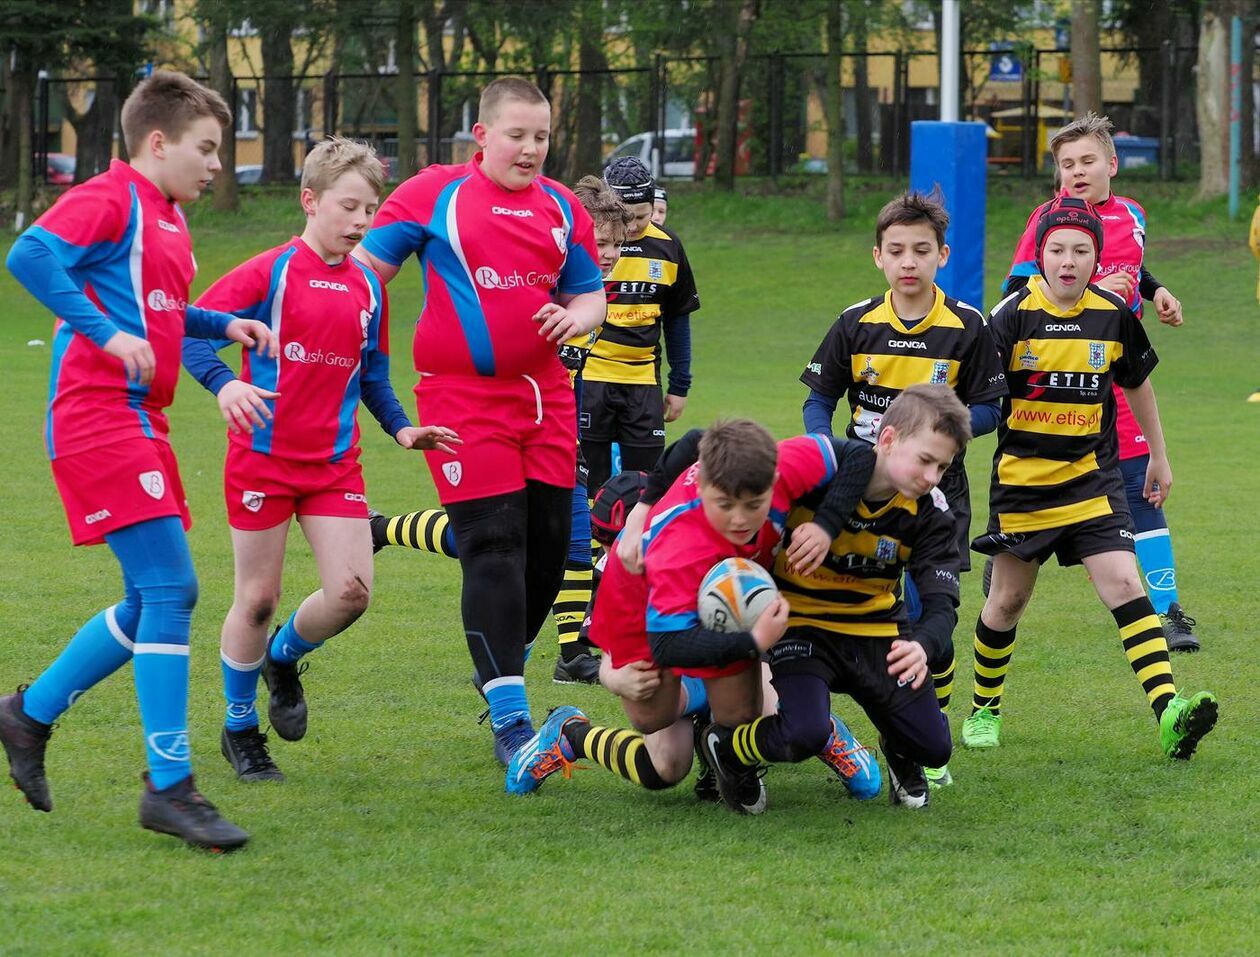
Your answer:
[800,191,1006,787]
[963,197,1217,761]
[704,385,971,810]
[581,158,699,492]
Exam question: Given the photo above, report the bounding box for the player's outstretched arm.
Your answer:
[1120,380,1172,507]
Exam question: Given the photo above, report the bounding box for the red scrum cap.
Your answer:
[1035,196,1104,276]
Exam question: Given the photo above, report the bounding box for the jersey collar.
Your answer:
[878,284,946,335]
[1026,276,1088,318]
[112,159,176,209]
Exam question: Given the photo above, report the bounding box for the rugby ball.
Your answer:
[698,557,779,633]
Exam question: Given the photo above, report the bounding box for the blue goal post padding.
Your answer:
[909,121,988,313]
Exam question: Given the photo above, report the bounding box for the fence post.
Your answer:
[653,52,665,175]
[891,51,904,179]
[1021,52,1034,177]
[322,70,337,138]
[36,71,48,185]
[768,52,783,178]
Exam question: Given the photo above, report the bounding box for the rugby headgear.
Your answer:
[1035,196,1103,276]
[590,470,647,546]
[603,157,655,205]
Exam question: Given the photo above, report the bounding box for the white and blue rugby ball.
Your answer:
[698,557,779,633]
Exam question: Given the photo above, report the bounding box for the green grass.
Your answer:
[1,176,1259,954]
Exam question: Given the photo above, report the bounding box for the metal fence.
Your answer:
[33,44,1214,188]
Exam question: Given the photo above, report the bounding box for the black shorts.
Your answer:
[579,380,666,447]
[767,627,939,717]
[939,468,973,573]
[971,505,1136,568]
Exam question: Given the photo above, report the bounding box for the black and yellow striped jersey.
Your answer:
[773,486,961,638]
[584,222,699,386]
[986,278,1157,534]
[800,284,1006,444]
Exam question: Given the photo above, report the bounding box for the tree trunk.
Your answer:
[574,0,604,180]
[208,15,238,212]
[397,0,419,179]
[1241,14,1257,188]
[261,22,297,184]
[713,0,756,190]
[853,3,872,174]
[824,0,845,221]
[14,63,33,231]
[1071,0,1102,117]
[1197,6,1228,198]
[0,53,15,191]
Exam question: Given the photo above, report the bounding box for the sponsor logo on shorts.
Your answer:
[442,461,463,487]
[652,429,666,437]
[309,279,350,292]
[770,639,814,661]
[1146,567,1176,590]
[343,492,367,503]
[284,341,357,368]
[146,289,186,312]
[473,266,561,291]
[156,219,180,234]
[1045,323,1082,332]
[491,206,534,217]
[888,339,927,350]
[138,470,165,500]
[648,259,663,280]
[242,490,265,513]
[578,412,591,429]
[84,508,111,524]
[147,730,190,762]
[1119,529,1135,540]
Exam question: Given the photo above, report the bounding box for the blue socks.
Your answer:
[221,652,264,731]
[483,675,531,732]
[23,601,138,726]
[268,613,322,665]
[1134,528,1179,615]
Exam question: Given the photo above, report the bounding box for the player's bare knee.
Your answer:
[336,574,371,623]
[651,749,692,786]
[244,594,279,629]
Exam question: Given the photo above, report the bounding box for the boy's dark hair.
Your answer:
[1050,111,1115,161]
[478,77,549,125]
[874,189,949,248]
[573,174,634,235]
[879,384,971,451]
[698,419,777,498]
[120,71,231,155]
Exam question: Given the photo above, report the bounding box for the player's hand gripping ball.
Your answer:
[698,557,779,633]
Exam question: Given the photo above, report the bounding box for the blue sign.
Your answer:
[990,44,1021,83]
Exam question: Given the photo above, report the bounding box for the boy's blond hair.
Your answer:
[121,71,231,155]
[698,419,778,498]
[879,384,971,452]
[478,77,549,126]
[1050,111,1115,161]
[300,137,386,196]
[572,174,634,237]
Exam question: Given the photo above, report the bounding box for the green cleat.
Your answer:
[1159,691,1218,760]
[924,764,953,789]
[962,707,1002,749]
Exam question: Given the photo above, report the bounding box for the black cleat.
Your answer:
[220,726,285,782]
[553,649,601,684]
[1160,602,1200,653]
[261,647,308,742]
[701,723,767,815]
[880,737,929,809]
[0,686,53,812]
[369,508,390,554]
[692,716,719,803]
[139,773,250,851]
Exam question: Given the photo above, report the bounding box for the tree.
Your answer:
[822,0,844,220]
[1070,0,1103,117]
[712,0,758,190]
[1196,3,1230,197]
[395,0,419,178]
[573,0,605,180]
[203,5,239,212]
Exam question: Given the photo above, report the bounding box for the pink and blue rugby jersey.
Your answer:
[360,156,604,378]
[641,435,839,635]
[185,237,409,463]
[8,160,229,459]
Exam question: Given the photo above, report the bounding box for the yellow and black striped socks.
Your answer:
[553,560,594,657]
[378,509,457,557]
[1112,596,1176,718]
[933,651,955,714]
[971,618,1016,715]
[563,721,670,790]
[731,717,768,766]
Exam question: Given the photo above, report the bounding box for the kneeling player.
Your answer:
[183,138,458,781]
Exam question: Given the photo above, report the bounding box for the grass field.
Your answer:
[1,176,1258,955]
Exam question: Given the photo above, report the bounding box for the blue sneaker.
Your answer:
[505,706,585,795]
[817,713,881,800]
[492,717,535,767]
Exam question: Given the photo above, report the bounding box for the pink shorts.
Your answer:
[416,365,576,505]
[224,443,367,530]
[51,439,191,546]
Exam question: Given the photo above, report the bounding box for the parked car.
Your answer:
[606,129,696,179]
[235,164,263,185]
[46,153,75,185]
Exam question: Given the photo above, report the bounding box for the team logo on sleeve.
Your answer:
[442,461,463,487]
[242,491,266,513]
[138,470,165,500]
[930,360,950,384]
[1088,342,1107,371]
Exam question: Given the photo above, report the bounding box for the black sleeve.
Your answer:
[648,626,760,669]
[1139,266,1164,301]
[663,236,700,321]
[811,438,877,538]
[910,592,957,664]
[642,429,704,505]
[986,297,1020,369]
[955,312,1008,406]
[799,313,854,399]
[905,495,962,650]
[1003,274,1031,295]
[1113,306,1159,389]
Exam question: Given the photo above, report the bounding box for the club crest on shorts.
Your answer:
[442,461,463,487]
[930,360,950,384]
[242,490,266,513]
[138,470,165,500]
[551,227,567,254]
[1088,341,1107,371]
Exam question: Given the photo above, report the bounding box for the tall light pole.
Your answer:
[940,0,960,122]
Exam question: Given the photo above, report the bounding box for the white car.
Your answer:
[607,129,696,179]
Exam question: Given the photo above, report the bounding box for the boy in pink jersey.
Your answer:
[183,138,458,782]
[1002,112,1198,651]
[354,77,605,772]
[1,72,276,850]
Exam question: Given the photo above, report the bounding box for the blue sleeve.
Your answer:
[969,400,1002,437]
[6,231,120,348]
[360,221,427,268]
[181,337,236,396]
[360,349,411,438]
[803,389,839,435]
[662,313,692,397]
[183,304,235,340]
